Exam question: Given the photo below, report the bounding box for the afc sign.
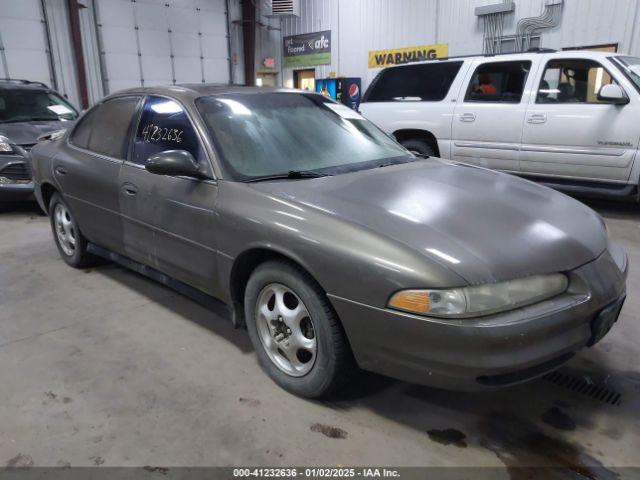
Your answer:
[283,30,332,67]
[308,34,329,50]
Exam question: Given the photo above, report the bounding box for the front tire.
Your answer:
[49,193,96,268]
[400,138,436,157]
[244,260,354,398]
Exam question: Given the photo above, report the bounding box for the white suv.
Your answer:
[360,50,640,201]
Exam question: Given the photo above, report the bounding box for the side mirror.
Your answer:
[597,84,629,105]
[145,150,209,179]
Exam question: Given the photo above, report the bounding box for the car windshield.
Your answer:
[0,89,78,123]
[613,56,640,92]
[195,92,413,181]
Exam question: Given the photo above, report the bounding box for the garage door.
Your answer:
[0,0,54,86]
[94,0,230,94]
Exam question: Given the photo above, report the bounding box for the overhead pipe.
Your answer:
[515,1,563,52]
[479,0,512,54]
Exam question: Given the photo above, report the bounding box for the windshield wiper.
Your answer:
[377,157,420,169]
[243,170,330,183]
[1,117,60,124]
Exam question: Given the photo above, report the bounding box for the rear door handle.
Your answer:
[527,113,547,124]
[459,113,476,122]
[121,183,138,196]
[54,166,67,176]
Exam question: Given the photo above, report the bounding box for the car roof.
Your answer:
[106,84,303,102]
[0,79,50,91]
[381,49,631,70]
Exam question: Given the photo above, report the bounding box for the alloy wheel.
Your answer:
[54,203,77,257]
[255,283,317,377]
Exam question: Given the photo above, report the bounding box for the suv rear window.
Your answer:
[364,61,463,102]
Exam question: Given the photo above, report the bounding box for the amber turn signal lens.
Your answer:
[388,290,430,314]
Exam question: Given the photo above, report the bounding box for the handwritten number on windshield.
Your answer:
[141,123,183,143]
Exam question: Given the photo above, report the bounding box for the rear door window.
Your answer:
[69,108,97,149]
[364,61,463,102]
[131,96,203,166]
[465,60,531,103]
[73,96,140,158]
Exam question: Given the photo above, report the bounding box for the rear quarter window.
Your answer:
[364,61,463,102]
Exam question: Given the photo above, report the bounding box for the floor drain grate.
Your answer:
[543,371,622,406]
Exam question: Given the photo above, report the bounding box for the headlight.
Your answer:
[0,135,13,153]
[388,274,568,318]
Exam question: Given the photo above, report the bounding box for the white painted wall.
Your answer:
[272,0,640,90]
[0,0,82,107]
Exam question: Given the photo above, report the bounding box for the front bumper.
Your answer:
[0,180,34,201]
[330,248,627,391]
[0,155,33,201]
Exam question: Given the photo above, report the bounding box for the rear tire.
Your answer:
[49,193,97,268]
[400,138,436,157]
[244,260,354,398]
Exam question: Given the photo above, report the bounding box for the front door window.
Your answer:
[536,59,616,104]
[132,96,203,166]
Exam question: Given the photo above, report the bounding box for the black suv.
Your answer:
[0,79,78,201]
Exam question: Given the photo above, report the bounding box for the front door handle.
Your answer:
[121,183,138,196]
[54,166,67,176]
[459,113,476,122]
[527,113,547,124]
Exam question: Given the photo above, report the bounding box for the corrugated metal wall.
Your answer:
[276,0,640,89]
[337,0,440,85]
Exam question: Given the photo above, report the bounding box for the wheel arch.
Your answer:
[228,247,330,327]
[393,128,440,156]
[40,182,59,214]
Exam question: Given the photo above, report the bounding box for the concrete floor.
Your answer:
[0,199,639,474]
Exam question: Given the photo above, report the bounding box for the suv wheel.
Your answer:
[244,260,354,398]
[400,138,436,157]
[49,193,96,268]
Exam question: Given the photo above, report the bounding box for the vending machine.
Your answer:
[339,77,362,111]
[315,77,362,111]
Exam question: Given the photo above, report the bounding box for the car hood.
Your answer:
[0,120,68,147]
[249,159,607,285]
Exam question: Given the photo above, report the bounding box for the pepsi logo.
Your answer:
[348,83,360,99]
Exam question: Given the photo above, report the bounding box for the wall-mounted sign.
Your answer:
[283,30,331,68]
[263,57,276,68]
[368,43,448,69]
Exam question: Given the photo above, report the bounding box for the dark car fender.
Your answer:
[30,139,65,212]
[214,181,466,320]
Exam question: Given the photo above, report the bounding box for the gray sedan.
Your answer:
[30,85,628,398]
